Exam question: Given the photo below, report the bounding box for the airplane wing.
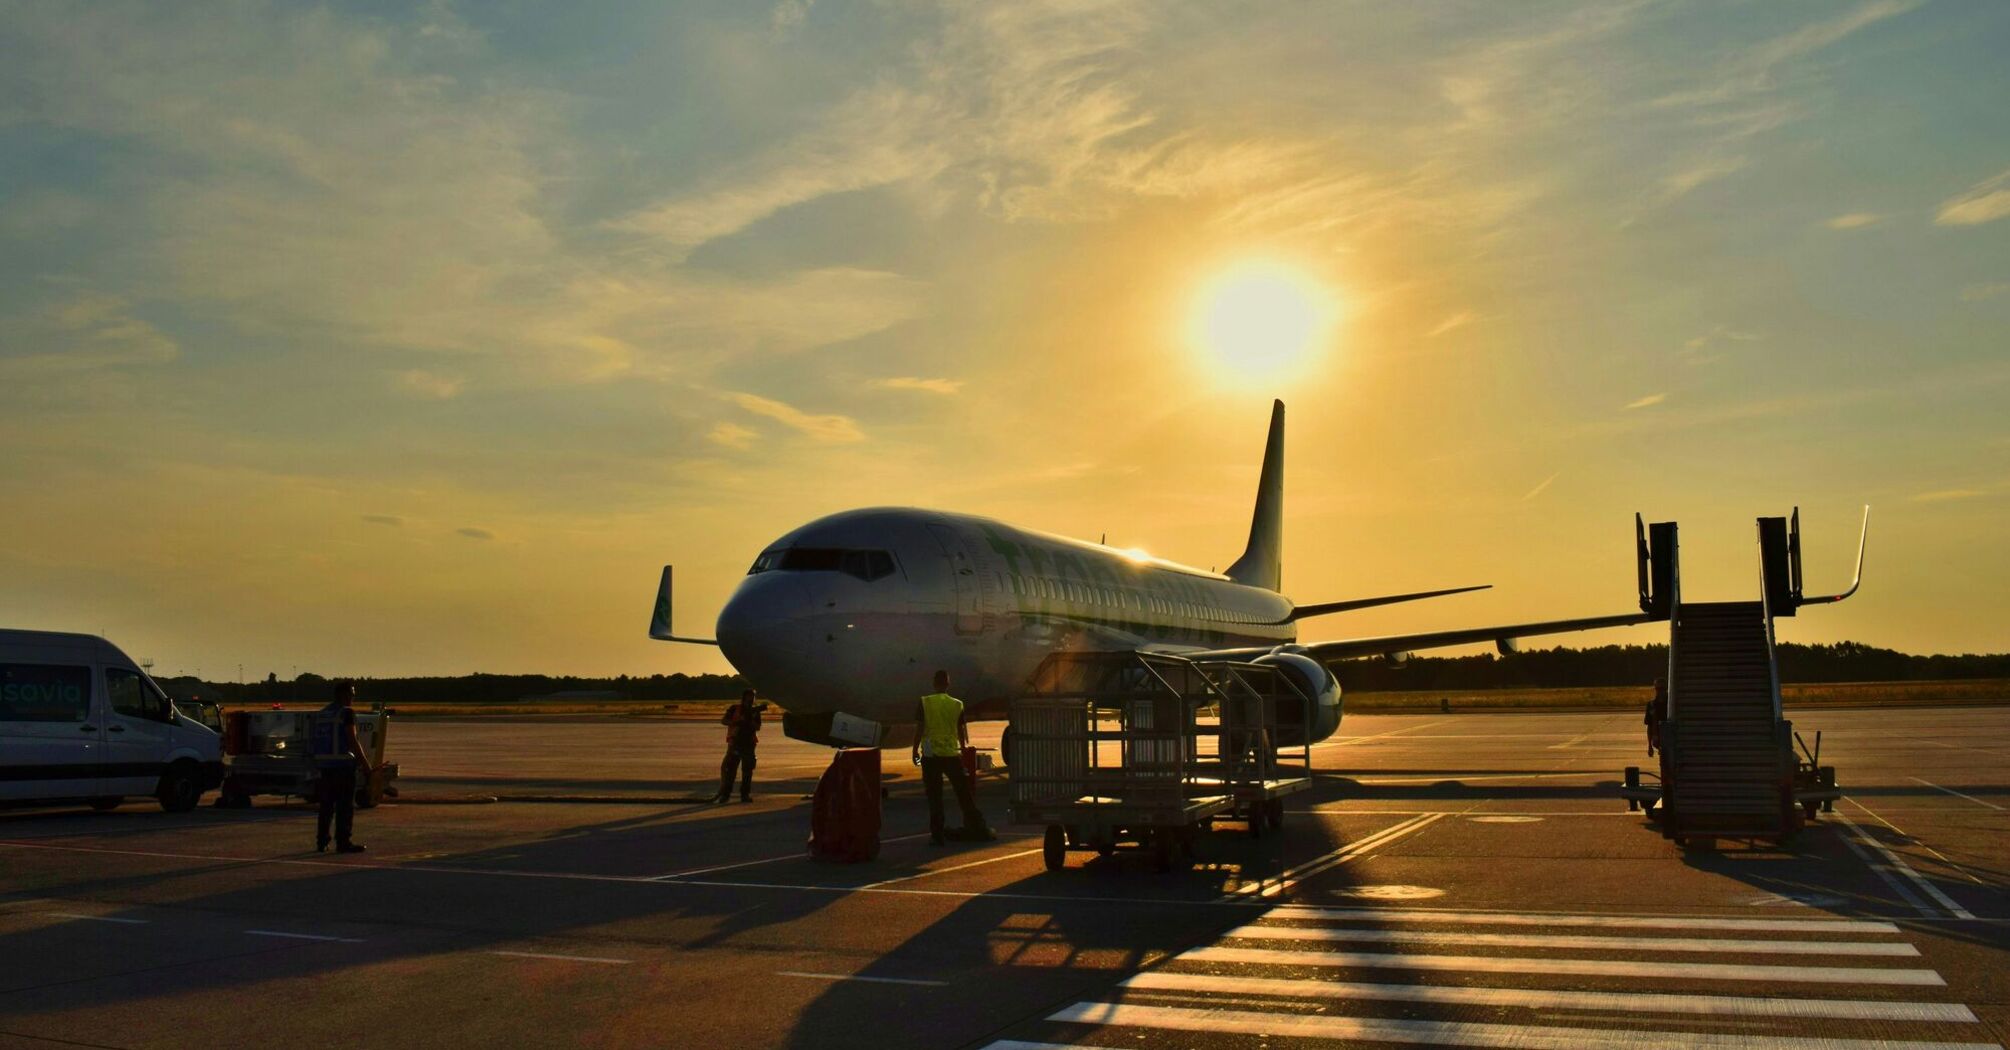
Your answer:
[1192,611,1657,664]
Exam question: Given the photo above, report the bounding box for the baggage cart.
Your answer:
[1008,652,1313,872]
[217,704,399,809]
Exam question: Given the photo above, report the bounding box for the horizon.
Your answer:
[3,3,2006,677]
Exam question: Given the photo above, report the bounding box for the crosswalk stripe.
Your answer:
[1263,905,1903,934]
[1046,1001,2001,1050]
[1225,813,1440,898]
[1180,944,1947,985]
[1119,971,1980,1023]
[1224,923,1921,956]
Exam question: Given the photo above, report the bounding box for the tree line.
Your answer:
[1335,641,2010,692]
[155,640,2005,704]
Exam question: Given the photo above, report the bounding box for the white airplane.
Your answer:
[650,400,1660,749]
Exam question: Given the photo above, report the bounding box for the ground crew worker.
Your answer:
[911,670,994,846]
[1645,676,1667,757]
[713,689,764,803]
[311,680,374,854]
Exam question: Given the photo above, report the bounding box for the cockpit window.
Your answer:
[748,547,897,581]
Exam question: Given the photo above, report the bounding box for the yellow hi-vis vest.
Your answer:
[918,692,963,758]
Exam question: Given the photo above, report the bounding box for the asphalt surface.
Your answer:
[2,705,2006,1049]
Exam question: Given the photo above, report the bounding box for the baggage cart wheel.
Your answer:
[1263,798,1285,831]
[1246,807,1264,839]
[1152,829,1188,873]
[1042,825,1066,872]
[1802,800,1820,821]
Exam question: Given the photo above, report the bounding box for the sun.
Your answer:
[1187,260,1337,385]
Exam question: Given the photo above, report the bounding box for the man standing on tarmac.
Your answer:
[714,689,763,803]
[311,680,375,854]
[912,670,995,846]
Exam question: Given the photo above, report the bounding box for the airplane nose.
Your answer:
[716,573,813,676]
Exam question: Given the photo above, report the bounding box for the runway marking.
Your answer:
[49,913,149,925]
[1837,811,1974,920]
[1042,1002,1997,1050]
[489,950,629,965]
[1223,924,1921,956]
[858,848,1044,889]
[1908,777,2004,811]
[1264,905,1901,934]
[1224,813,1444,899]
[1546,729,1598,750]
[1179,945,1946,985]
[1117,971,1979,1023]
[776,970,948,987]
[1346,771,1611,785]
[245,929,363,943]
[650,832,936,879]
[1316,719,1450,748]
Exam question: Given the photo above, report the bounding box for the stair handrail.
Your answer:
[1663,572,1681,722]
[1756,525,1786,723]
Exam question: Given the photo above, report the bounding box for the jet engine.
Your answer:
[1253,648,1343,745]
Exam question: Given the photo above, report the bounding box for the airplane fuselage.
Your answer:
[714,507,1296,727]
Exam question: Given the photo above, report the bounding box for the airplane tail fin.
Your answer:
[1225,400,1285,591]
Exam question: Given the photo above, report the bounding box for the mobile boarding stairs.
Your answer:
[1621,508,1867,846]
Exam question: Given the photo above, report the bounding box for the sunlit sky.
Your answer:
[3,2,2006,679]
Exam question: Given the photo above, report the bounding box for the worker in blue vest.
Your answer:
[310,680,375,854]
[911,670,994,846]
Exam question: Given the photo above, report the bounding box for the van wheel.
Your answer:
[89,797,122,812]
[156,762,201,813]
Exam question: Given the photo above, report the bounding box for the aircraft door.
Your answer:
[927,524,986,635]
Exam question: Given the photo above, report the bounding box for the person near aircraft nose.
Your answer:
[310,680,374,854]
[912,670,994,846]
[714,689,764,803]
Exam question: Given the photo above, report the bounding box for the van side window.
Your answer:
[0,664,92,722]
[107,668,167,721]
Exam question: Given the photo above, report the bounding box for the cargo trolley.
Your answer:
[1008,652,1313,872]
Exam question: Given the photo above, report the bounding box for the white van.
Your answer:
[0,630,223,812]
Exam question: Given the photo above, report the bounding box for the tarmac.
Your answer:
[2,704,2005,1049]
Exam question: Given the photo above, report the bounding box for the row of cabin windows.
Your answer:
[746,547,898,582]
[1017,578,1260,625]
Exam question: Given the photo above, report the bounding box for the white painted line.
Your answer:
[245,929,363,943]
[1046,1001,1999,1050]
[1226,813,1444,899]
[1349,771,1611,785]
[775,970,948,987]
[1837,817,1934,916]
[1178,945,1947,985]
[50,913,149,925]
[1546,730,1597,750]
[489,950,630,965]
[1838,811,1975,920]
[652,832,937,879]
[1851,797,1991,889]
[1316,719,1450,748]
[1119,971,1980,1023]
[1223,924,1919,956]
[978,1042,1101,1050]
[859,848,1044,889]
[1908,777,2004,811]
[1262,905,1902,934]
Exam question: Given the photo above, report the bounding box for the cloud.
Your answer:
[456,527,495,540]
[1824,212,1883,230]
[1625,393,1666,410]
[1683,326,1761,358]
[1908,488,1983,503]
[1520,472,1559,502]
[871,376,964,395]
[770,0,813,34]
[1960,282,2010,302]
[1937,168,2010,226]
[728,392,864,443]
[361,514,403,527]
[0,293,180,375]
[1425,311,1476,339]
[393,369,465,399]
[707,422,758,449]
[1658,155,1748,201]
